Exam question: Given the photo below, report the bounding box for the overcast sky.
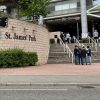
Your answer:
[93,0,100,5]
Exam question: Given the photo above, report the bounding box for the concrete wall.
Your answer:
[50,32,60,43]
[0,19,50,65]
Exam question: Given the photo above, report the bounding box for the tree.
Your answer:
[18,0,50,20]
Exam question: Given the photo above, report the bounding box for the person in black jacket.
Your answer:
[74,45,79,65]
[78,47,82,65]
[81,46,87,65]
[87,46,92,65]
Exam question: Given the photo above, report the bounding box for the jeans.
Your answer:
[75,56,79,65]
[81,57,87,65]
[87,56,91,64]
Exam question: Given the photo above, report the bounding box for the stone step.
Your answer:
[92,59,100,63]
[50,47,64,50]
[48,58,71,62]
[49,52,68,57]
[47,60,71,64]
[48,54,69,58]
[48,57,71,61]
[48,44,71,64]
[50,45,63,47]
[48,55,69,58]
[50,49,64,52]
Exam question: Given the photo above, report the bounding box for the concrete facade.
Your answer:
[49,32,60,43]
[0,19,50,65]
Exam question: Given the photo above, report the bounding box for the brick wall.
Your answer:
[0,19,50,65]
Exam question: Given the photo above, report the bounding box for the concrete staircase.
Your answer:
[47,42,100,64]
[47,44,71,64]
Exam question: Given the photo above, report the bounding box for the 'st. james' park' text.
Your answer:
[5,32,36,41]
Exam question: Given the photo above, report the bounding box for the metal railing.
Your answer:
[88,36,97,51]
[75,37,87,49]
[59,38,73,63]
[75,36,97,51]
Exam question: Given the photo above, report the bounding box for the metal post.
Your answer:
[77,21,79,40]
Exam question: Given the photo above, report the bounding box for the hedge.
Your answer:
[0,49,38,68]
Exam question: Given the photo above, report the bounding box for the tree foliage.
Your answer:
[18,0,50,18]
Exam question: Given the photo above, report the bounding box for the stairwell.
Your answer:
[47,44,72,64]
[47,41,100,64]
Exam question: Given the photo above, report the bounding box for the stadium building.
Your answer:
[44,0,100,38]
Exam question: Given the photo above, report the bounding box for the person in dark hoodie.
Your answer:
[81,46,87,65]
[74,45,79,65]
[87,46,92,65]
[78,46,82,65]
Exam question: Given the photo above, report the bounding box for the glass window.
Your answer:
[55,2,77,11]
[55,4,70,11]
[62,4,70,10]
[55,5,62,11]
[70,3,77,8]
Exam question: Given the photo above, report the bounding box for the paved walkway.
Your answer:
[0,63,100,85]
[0,63,100,75]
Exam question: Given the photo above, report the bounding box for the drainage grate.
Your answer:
[79,85,95,89]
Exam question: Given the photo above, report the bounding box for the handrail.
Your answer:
[88,36,97,51]
[65,43,74,63]
[59,38,73,63]
[75,37,80,46]
[75,37,87,49]
[59,38,66,52]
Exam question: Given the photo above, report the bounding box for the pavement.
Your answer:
[0,63,100,85]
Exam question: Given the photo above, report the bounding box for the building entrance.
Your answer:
[45,17,82,39]
[45,15,100,39]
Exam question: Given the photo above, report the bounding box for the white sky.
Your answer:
[94,0,100,5]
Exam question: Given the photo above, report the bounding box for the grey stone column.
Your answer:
[80,0,88,38]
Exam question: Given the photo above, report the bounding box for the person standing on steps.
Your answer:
[74,45,79,65]
[87,46,92,65]
[65,32,70,43]
[93,30,99,43]
[60,32,64,43]
[81,46,87,65]
[78,46,82,65]
[71,36,76,43]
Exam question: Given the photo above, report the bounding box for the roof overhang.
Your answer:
[44,4,100,21]
[43,13,81,20]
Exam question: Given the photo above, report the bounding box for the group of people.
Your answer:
[60,32,76,43]
[59,30,100,65]
[74,45,91,65]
